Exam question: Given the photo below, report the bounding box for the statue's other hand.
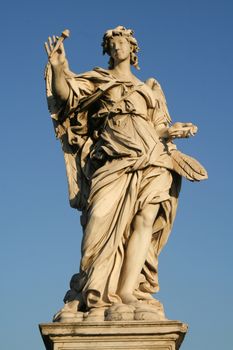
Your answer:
[44,35,67,67]
[168,122,198,139]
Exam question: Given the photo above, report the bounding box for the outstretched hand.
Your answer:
[167,122,198,139]
[44,35,68,68]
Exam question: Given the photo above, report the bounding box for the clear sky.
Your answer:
[0,0,232,349]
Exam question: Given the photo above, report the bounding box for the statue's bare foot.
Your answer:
[119,292,138,304]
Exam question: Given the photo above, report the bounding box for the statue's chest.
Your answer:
[101,84,149,114]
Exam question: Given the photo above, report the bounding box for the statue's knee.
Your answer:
[140,203,160,227]
[89,210,103,224]
[132,209,155,231]
[141,210,155,228]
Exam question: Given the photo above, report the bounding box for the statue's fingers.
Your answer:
[48,36,53,51]
[44,42,50,56]
[170,131,179,137]
[52,35,57,44]
[191,128,197,134]
[188,126,197,136]
[192,125,198,132]
[185,130,191,137]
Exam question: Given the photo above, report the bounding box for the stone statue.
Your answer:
[44,26,207,322]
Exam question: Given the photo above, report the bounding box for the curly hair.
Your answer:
[101,25,140,70]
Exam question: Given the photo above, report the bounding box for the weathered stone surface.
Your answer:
[39,320,188,350]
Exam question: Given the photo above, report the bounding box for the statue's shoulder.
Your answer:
[145,77,166,100]
[145,77,162,90]
[93,67,112,76]
[77,67,113,84]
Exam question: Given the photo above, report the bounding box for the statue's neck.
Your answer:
[111,58,132,79]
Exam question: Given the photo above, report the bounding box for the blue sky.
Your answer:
[0,0,232,349]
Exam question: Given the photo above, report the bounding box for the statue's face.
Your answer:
[108,36,131,63]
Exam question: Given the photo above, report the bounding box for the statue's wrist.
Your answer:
[51,62,65,74]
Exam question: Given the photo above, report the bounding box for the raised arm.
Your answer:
[44,34,70,104]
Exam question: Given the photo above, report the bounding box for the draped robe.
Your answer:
[46,66,181,310]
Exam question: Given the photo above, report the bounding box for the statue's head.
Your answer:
[102,25,140,70]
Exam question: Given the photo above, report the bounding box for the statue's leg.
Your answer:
[118,203,160,304]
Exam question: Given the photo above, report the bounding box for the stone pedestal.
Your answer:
[39,320,188,350]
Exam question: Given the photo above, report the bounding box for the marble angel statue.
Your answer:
[44,26,207,322]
